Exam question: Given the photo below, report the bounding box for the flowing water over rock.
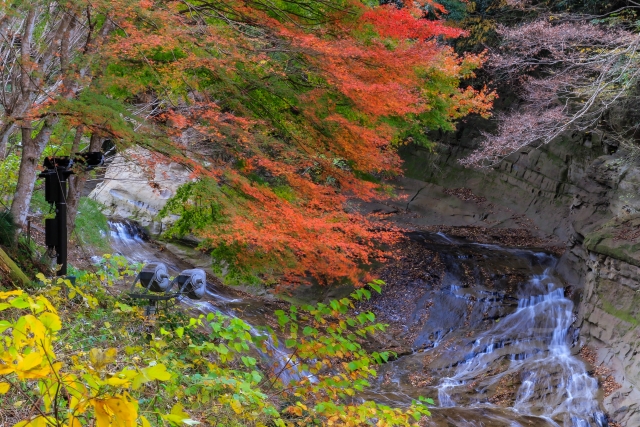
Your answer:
[107,221,604,426]
[361,233,605,427]
[108,220,191,274]
[107,220,305,383]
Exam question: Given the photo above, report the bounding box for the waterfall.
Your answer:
[436,274,603,426]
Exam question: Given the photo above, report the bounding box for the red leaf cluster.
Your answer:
[98,0,494,284]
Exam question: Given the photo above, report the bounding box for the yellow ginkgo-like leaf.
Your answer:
[0,382,9,394]
[92,395,137,427]
[89,348,117,370]
[39,312,62,332]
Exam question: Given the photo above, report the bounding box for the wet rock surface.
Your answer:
[358,232,605,426]
[395,131,640,425]
[358,233,536,353]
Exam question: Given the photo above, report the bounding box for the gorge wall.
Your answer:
[400,129,640,425]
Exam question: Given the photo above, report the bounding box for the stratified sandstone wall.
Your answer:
[401,130,640,425]
[89,148,191,235]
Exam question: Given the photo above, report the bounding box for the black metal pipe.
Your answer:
[56,200,67,276]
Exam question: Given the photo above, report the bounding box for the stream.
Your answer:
[107,221,605,427]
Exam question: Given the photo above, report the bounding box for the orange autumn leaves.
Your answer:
[101,0,494,285]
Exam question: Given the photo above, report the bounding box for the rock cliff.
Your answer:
[399,131,640,425]
[89,148,191,235]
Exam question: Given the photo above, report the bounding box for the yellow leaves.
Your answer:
[40,379,61,412]
[0,348,55,380]
[91,394,138,427]
[104,369,138,387]
[39,312,62,332]
[140,415,153,427]
[13,315,47,348]
[62,374,89,414]
[14,416,55,427]
[67,416,82,427]
[35,296,57,314]
[132,363,171,389]
[89,348,117,370]
[0,289,23,299]
[17,354,55,380]
[0,290,54,315]
[286,405,303,417]
[144,363,171,381]
[17,352,44,372]
[230,399,243,414]
[0,287,188,427]
[162,403,200,425]
[64,279,98,308]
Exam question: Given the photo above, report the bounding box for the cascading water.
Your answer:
[434,274,602,426]
[106,221,605,426]
[107,220,191,274]
[106,220,304,384]
[361,233,606,427]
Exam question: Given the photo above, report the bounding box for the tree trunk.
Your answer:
[0,246,31,288]
[0,122,16,159]
[6,7,114,234]
[66,128,102,233]
[10,120,55,231]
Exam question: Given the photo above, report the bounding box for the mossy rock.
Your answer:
[584,214,640,268]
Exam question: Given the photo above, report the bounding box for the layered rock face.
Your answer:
[89,148,191,235]
[401,131,640,424]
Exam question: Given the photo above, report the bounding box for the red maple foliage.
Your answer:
[95,0,494,285]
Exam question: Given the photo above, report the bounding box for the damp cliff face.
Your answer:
[400,131,640,425]
[89,148,191,235]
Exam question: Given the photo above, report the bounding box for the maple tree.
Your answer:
[0,0,494,284]
[102,0,493,285]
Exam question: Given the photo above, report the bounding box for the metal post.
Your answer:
[56,198,67,276]
[39,153,103,277]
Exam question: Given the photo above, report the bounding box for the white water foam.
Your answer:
[436,271,604,426]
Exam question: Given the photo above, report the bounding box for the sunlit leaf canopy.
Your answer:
[18,0,494,285]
